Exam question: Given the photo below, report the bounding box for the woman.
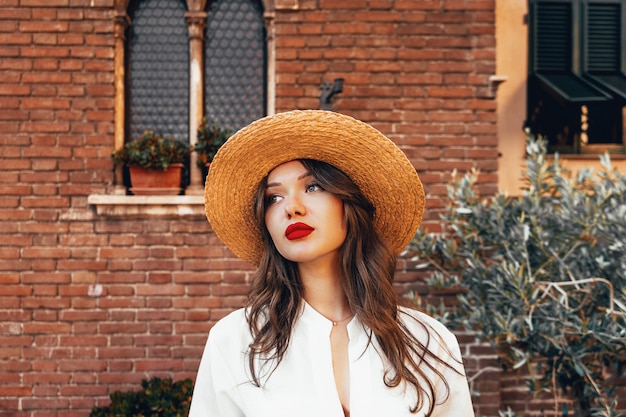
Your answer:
[189,110,474,417]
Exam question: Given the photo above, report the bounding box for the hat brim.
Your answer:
[205,110,424,266]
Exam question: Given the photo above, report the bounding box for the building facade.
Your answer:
[1,0,624,416]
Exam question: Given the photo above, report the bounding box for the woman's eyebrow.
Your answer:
[266,171,312,189]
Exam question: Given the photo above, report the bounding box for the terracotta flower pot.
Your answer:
[128,163,183,195]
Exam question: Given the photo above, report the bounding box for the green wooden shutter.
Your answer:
[535,2,572,72]
[587,3,621,72]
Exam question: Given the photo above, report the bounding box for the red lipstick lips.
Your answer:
[285,222,314,240]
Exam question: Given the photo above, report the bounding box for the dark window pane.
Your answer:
[129,0,190,143]
[204,0,266,131]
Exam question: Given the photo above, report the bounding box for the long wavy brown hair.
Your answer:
[246,159,459,415]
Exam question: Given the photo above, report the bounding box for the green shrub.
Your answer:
[112,130,191,171]
[408,135,626,417]
[90,377,193,417]
[194,118,231,167]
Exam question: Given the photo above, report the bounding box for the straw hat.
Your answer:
[204,110,424,265]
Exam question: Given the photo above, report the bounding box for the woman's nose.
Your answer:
[284,194,305,218]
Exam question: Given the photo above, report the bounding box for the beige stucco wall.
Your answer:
[496,0,529,194]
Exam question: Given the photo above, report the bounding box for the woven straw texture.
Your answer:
[205,110,424,265]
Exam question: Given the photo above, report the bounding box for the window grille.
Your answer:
[128,0,190,143]
[204,0,266,132]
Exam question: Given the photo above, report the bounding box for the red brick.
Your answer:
[21,247,70,259]
[99,323,147,334]
[23,322,71,334]
[135,359,184,371]
[20,21,68,32]
[22,97,71,110]
[135,284,185,297]
[58,309,107,321]
[0,6,26,17]
[319,0,367,8]
[0,285,31,296]
[0,33,31,45]
[0,386,32,397]
[58,359,106,372]
[21,0,69,6]
[56,260,107,271]
[60,385,107,397]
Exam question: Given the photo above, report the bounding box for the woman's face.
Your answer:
[263,160,347,265]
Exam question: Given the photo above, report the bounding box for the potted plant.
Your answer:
[194,118,231,172]
[112,130,191,195]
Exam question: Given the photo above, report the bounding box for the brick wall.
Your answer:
[0,1,534,416]
[272,0,500,224]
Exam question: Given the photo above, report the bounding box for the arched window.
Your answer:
[127,0,190,143]
[204,0,267,131]
[111,0,270,194]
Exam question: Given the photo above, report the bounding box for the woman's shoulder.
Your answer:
[207,307,251,346]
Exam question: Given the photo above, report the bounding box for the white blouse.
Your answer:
[189,302,475,417]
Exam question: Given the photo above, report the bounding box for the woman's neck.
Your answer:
[299,259,352,323]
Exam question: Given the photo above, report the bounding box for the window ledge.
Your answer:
[545,155,626,175]
[549,153,626,160]
[88,194,205,218]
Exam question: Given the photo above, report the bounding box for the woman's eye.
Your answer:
[266,194,281,205]
[306,183,322,193]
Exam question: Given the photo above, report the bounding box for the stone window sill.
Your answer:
[548,153,626,160]
[87,194,205,218]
